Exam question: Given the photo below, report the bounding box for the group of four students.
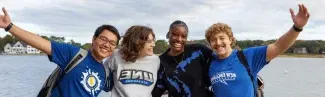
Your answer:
[0,4,310,97]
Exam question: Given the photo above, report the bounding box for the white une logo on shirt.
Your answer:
[210,71,236,85]
[119,69,154,86]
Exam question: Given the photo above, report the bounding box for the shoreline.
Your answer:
[278,54,325,58]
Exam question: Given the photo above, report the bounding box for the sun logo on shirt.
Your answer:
[80,68,102,96]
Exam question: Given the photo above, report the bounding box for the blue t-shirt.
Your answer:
[209,46,268,97]
[48,41,106,97]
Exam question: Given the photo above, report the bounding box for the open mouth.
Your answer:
[100,47,109,53]
[173,42,184,48]
[213,45,226,52]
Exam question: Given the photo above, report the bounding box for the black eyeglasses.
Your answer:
[98,36,117,47]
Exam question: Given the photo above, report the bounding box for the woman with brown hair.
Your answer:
[104,25,160,97]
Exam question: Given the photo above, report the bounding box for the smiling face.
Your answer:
[168,26,188,54]
[139,33,155,57]
[209,32,233,58]
[206,23,235,59]
[119,25,155,62]
[91,29,118,60]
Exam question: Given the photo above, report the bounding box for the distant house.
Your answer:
[27,45,41,54]
[12,41,27,54]
[3,41,41,54]
[4,43,15,54]
[293,47,308,54]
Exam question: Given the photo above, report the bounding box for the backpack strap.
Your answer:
[57,48,88,97]
[102,60,113,92]
[38,48,88,97]
[63,49,88,74]
[236,50,258,97]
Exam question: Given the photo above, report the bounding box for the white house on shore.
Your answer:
[3,41,41,54]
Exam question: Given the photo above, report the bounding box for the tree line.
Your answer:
[153,39,325,54]
[1,34,325,54]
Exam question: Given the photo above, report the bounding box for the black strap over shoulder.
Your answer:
[237,50,258,97]
[37,48,88,97]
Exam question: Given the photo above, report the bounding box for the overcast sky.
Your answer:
[0,0,324,44]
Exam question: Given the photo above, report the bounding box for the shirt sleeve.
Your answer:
[243,46,269,75]
[193,44,214,96]
[191,43,213,64]
[48,41,79,69]
[152,63,167,97]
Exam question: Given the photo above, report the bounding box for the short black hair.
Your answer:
[94,24,121,45]
[166,20,189,39]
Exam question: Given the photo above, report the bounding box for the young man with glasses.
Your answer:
[0,7,120,97]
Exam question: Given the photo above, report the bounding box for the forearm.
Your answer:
[274,27,300,53]
[8,25,51,55]
[267,27,300,61]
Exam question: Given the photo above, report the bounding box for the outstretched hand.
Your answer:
[290,4,310,28]
[0,7,11,29]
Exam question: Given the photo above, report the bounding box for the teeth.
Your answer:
[174,43,182,47]
[218,47,224,51]
[102,49,108,52]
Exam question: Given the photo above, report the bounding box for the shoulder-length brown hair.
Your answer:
[119,25,155,62]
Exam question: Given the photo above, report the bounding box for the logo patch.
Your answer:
[119,69,154,86]
[80,68,102,96]
[210,71,236,85]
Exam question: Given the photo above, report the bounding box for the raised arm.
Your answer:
[0,7,51,55]
[266,4,310,61]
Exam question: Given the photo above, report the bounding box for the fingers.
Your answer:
[289,8,295,18]
[298,4,302,14]
[302,4,306,13]
[301,4,306,14]
[302,4,310,18]
[2,7,9,17]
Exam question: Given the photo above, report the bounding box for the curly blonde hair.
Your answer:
[205,23,236,47]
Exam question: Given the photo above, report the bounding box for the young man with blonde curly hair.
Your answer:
[206,4,310,97]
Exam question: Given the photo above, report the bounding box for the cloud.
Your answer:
[0,0,324,44]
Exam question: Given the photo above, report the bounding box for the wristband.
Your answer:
[5,22,13,32]
[292,25,303,32]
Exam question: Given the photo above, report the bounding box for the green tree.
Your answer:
[252,40,264,46]
[13,36,20,43]
[41,35,50,40]
[3,34,14,44]
[0,36,3,52]
[154,40,169,54]
[68,39,82,47]
[263,39,276,45]
[193,39,209,45]
[82,43,92,50]
[50,36,65,43]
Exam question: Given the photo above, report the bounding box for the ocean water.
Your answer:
[0,55,325,97]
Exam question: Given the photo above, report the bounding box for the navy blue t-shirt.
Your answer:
[209,46,268,97]
[48,41,106,97]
